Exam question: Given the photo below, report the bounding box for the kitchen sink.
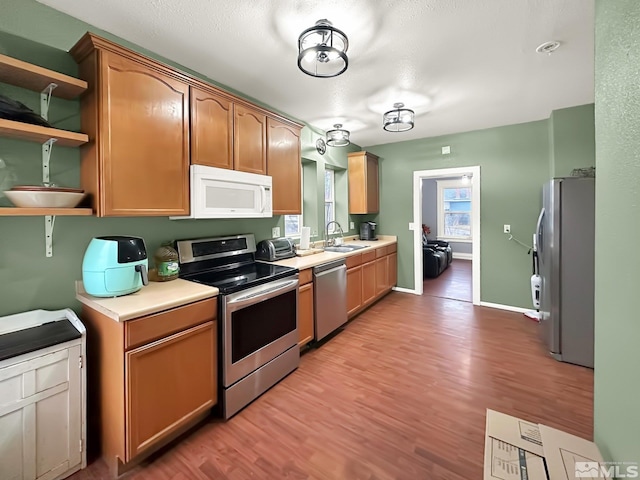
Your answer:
[323,244,368,253]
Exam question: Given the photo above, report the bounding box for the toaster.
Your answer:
[255,238,295,261]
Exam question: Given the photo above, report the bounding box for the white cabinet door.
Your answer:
[0,344,82,480]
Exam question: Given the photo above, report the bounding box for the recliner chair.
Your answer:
[422,234,453,278]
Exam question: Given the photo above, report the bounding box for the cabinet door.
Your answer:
[101,52,190,216]
[366,155,379,213]
[388,252,398,288]
[234,104,267,174]
[362,261,376,306]
[375,256,388,297]
[298,283,314,346]
[0,345,82,480]
[126,322,215,460]
[347,266,363,318]
[190,86,233,169]
[348,152,379,214]
[267,118,301,214]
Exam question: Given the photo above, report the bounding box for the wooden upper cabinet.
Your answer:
[234,104,267,174]
[71,35,190,217]
[267,118,302,214]
[348,151,379,214]
[190,86,233,169]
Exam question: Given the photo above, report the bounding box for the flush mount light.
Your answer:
[536,41,561,54]
[298,19,349,78]
[382,103,415,132]
[326,124,350,147]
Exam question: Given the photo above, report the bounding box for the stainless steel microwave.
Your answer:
[171,165,272,219]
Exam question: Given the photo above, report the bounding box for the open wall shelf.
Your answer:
[0,53,87,99]
[0,208,93,216]
[0,118,88,147]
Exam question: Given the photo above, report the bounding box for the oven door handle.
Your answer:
[226,278,299,309]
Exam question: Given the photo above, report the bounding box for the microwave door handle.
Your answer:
[259,186,266,213]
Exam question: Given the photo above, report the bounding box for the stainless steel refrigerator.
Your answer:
[535,177,595,368]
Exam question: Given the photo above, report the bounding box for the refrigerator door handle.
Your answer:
[535,208,545,254]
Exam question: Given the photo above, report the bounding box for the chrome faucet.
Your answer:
[325,221,345,247]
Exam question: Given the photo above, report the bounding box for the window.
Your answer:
[284,167,304,237]
[437,179,472,241]
[284,215,301,237]
[325,169,336,233]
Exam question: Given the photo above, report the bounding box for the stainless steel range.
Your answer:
[176,234,299,419]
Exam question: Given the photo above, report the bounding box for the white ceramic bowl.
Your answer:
[4,190,86,208]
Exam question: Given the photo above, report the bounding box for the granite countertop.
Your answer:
[75,279,219,322]
[269,235,397,270]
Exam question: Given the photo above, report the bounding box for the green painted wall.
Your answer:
[0,0,359,317]
[593,0,640,464]
[550,104,596,177]
[365,121,550,307]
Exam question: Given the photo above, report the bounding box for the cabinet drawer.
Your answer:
[299,268,313,286]
[375,247,387,259]
[362,250,376,263]
[125,297,217,350]
[386,243,397,255]
[345,253,362,269]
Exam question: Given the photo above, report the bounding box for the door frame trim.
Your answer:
[412,166,481,305]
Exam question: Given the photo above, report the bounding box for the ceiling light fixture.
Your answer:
[326,124,350,147]
[382,103,415,132]
[297,19,349,78]
[535,41,561,55]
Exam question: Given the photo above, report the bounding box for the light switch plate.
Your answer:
[442,146,451,155]
[409,222,416,231]
[350,222,355,229]
[272,227,280,238]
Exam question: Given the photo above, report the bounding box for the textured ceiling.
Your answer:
[37,0,594,147]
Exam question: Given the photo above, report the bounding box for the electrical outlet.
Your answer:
[503,224,511,234]
[272,227,280,238]
[442,146,451,155]
[350,222,355,230]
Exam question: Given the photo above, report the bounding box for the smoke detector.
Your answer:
[536,41,561,54]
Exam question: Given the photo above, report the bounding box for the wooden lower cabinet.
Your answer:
[362,261,377,306]
[126,322,215,460]
[298,282,314,346]
[375,256,388,296]
[347,266,363,318]
[388,252,397,288]
[80,297,217,476]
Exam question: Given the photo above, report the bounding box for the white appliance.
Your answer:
[171,165,272,219]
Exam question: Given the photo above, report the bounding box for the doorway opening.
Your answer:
[412,166,481,305]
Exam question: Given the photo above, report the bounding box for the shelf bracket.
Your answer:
[40,83,57,121]
[41,83,58,258]
[42,138,56,184]
[45,215,56,258]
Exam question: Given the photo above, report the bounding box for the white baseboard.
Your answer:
[479,301,531,314]
[392,286,419,295]
[452,252,473,260]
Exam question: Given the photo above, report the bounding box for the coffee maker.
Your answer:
[359,221,377,241]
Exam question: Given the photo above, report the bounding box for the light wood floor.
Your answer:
[71,292,593,480]
[423,259,472,302]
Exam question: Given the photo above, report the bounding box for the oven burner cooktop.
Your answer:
[182,262,297,294]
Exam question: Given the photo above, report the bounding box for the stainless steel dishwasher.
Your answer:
[313,258,348,341]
